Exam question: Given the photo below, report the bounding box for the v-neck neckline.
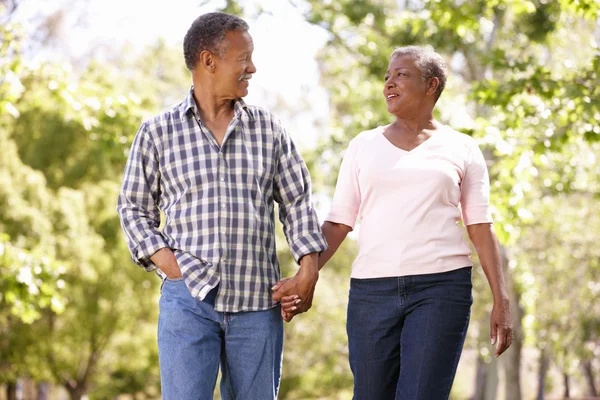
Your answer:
[379,125,437,154]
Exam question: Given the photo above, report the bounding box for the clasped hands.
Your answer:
[271,254,319,322]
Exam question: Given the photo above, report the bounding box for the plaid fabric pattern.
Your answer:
[117,88,327,312]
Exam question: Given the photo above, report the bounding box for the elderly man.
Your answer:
[117,12,327,399]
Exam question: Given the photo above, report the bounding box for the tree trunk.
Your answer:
[472,349,499,400]
[66,384,87,400]
[582,359,598,397]
[6,382,17,400]
[473,354,487,400]
[484,355,499,400]
[536,349,549,400]
[36,382,51,400]
[500,247,523,400]
[562,371,570,398]
[22,378,36,400]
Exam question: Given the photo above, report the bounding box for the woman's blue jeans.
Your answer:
[347,267,473,400]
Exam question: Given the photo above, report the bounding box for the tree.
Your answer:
[0,22,68,398]
[0,17,186,399]
[517,191,600,398]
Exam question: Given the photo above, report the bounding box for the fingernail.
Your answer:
[291,306,297,311]
[293,295,299,299]
[295,299,302,304]
[491,338,496,345]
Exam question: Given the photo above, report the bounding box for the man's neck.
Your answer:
[192,85,235,123]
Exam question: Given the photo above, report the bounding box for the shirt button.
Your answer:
[220,177,225,182]
[222,257,227,261]
[219,153,224,158]
[221,203,226,208]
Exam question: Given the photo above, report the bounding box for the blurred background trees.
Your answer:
[0,0,598,399]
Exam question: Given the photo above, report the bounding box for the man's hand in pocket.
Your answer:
[150,248,182,279]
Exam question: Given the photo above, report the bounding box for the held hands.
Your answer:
[490,298,513,357]
[273,279,305,322]
[271,254,319,322]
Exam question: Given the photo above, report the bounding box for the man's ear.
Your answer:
[199,50,216,72]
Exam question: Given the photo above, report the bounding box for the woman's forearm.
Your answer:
[467,223,509,304]
[319,221,353,269]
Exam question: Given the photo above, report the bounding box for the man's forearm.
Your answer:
[298,253,319,278]
[150,247,181,278]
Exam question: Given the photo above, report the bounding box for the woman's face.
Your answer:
[383,55,432,117]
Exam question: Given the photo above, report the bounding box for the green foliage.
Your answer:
[9,64,146,189]
[0,24,67,327]
[0,235,65,324]
[0,20,167,396]
[517,193,600,372]
[2,0,599,397]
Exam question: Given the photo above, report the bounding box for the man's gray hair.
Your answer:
[183,12,249,71]
[391,45,448,100]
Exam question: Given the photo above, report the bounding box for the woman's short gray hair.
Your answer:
[390,45,448,101]
[183,12,249,71]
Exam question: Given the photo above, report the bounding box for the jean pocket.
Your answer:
[160,276,185,294]
[349,277,397,300]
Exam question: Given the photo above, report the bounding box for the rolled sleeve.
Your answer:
[460,141,493,226]
[117,122,167,271]
[289,232,329,264]
[272,119,328,263]
[133,234,169,271]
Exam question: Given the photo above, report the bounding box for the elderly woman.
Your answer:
[282,45,513,399]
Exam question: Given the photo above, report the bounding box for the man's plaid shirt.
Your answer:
[117,88,328,312]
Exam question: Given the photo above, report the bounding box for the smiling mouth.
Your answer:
[386,94,399,101]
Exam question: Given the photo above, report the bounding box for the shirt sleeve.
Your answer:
[117,122,168,271]
[460,140,493,226]
[325,139,361,229]
[272,118,328,264]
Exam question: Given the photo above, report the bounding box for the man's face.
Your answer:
[213,30,256,99]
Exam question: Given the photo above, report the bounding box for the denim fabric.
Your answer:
[347,267,473,400]
[158,280,283,399]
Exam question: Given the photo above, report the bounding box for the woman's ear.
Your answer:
[427,77,440,96]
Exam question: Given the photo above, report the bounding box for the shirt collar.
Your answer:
[181,86,254,121]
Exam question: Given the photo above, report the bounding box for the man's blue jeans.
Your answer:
[347,267,473,400]
[158,279,283,400]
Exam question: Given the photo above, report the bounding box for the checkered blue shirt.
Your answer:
[117,88,328,312]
